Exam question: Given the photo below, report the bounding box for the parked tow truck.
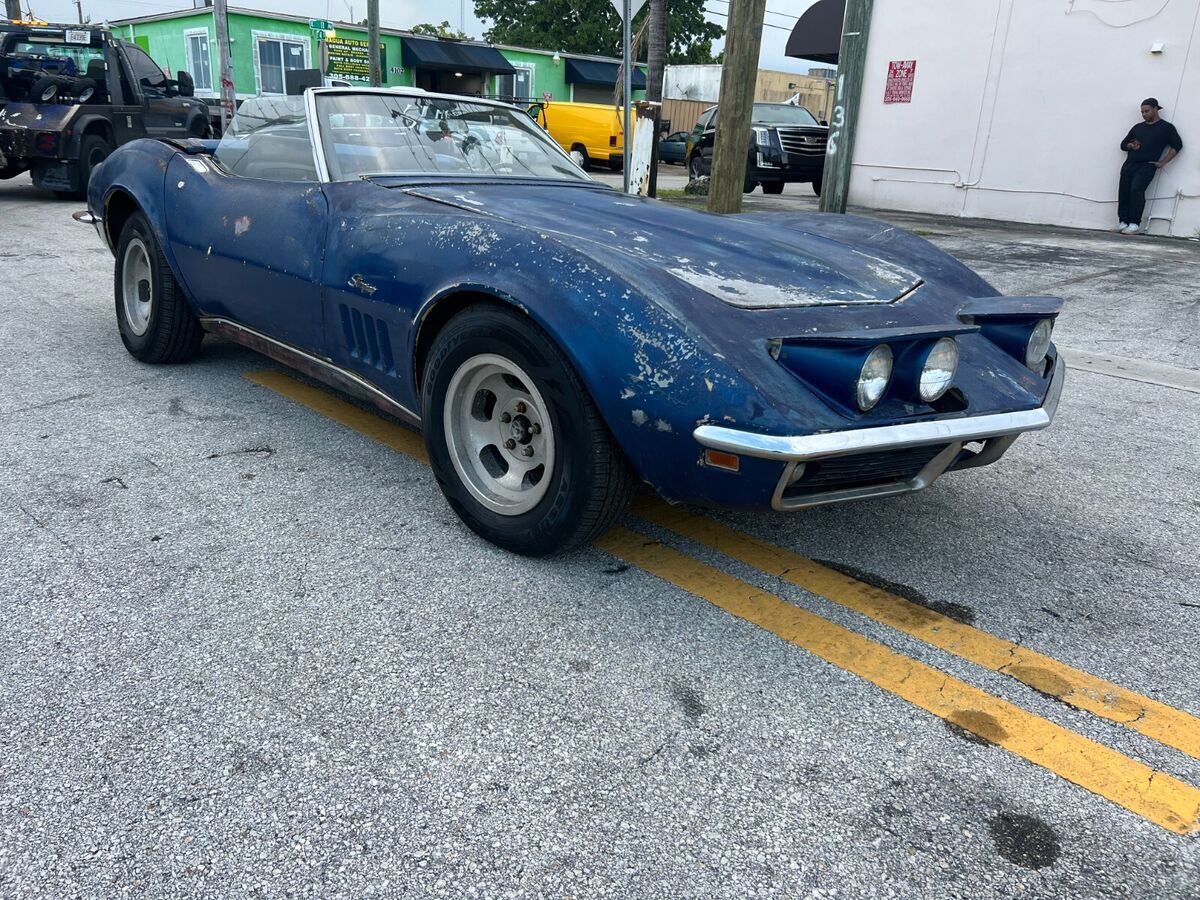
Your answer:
[1,20,211,197]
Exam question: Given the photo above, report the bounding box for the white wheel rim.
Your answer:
[570,149,585,167]
[444,354,556,517]
[121,238,153,336]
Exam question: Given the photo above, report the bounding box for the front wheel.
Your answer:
[812,175,823,197]
[114,211,203,364]
[422,305,635,556]
[762,181,784,195]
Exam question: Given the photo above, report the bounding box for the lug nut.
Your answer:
[521,446,534,457]
[531,423,541,434]
[515,401,527,413]
[505,439,516,449]
[500,412,511,423]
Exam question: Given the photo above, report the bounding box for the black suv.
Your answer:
[686,102,828,195]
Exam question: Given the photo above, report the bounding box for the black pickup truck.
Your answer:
[1,21,212,197]
[686,101,828,195]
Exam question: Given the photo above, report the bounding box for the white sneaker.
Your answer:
[1122,224,1142,235]
[1117,222,1129,231]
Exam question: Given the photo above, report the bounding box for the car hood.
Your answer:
[403,183,921,308]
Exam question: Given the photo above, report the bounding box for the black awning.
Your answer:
[785,0,845,64]
[564,58,647,89]
[400,36,516,74]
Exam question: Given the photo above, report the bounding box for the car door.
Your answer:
[119,43,188,137]
[163,111,327,352]
[698,108,717,172]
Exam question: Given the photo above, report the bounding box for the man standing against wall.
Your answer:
[1117,98,1182,235]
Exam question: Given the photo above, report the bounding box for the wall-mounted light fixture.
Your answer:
[552,51,561,65]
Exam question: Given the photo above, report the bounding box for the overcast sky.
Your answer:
[21,0,825,72]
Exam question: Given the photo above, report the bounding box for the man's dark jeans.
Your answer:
[1118,160,1156,225]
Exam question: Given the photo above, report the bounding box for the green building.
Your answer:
[111,6,646,105]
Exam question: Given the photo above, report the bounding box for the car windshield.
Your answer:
[751,104,820,126]
[315,92,589,182]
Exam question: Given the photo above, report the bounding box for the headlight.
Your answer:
[1025,319,1053,369]
[856,345,893,411]
[919,337,958,402]
[753,126,770,146]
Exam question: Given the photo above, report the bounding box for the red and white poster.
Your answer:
[884,60,917,104]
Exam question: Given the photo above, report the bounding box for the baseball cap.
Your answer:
[1141,97,1163,109]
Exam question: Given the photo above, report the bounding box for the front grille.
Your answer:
[776,127,827,157]
[783,444,951,500]
[339,303,396,375]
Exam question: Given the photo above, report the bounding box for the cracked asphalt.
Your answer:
[1,170,1198,898]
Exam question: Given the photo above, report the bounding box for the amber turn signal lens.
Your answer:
[704,449,740,472]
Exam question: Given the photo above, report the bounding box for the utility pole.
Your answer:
[819,0,874,214]
[213,0,235,134]
[367,0,380,87]
[73,0,84,23]
[4,0,22,21]
[707,0,766,214]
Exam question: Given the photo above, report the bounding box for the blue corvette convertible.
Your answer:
[84,88,1063,555]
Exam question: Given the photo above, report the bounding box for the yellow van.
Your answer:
[532,101,625,171]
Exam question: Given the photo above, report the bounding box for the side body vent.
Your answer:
[339,304,396,376]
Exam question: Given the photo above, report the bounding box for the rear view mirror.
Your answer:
[176,70,195,97]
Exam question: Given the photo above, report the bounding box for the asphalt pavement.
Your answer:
[1,169,1198,898]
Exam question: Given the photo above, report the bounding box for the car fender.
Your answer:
[87,139,177,272]
[65,111,115,158]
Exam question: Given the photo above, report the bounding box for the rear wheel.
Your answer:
[570,146,588,169]
[422,305,635,556]
[762,181,785,195]
[688,154,705,179]
[76,133,112,196]
[114,211,203,364]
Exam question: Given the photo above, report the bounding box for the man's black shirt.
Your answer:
[1121,119,1183,165]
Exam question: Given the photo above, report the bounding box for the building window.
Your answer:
[495,63,534,102]
[184,29,213,93]
[252,31,309,95]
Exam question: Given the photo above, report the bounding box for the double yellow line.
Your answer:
[244,368,1200,834]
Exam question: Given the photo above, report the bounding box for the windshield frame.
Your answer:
[304,87,591,185]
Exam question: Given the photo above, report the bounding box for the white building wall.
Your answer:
[850,0,1200,237]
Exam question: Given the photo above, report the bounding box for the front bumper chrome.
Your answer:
[694,353,1065,510]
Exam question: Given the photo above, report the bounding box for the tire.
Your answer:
[812,175,822,197]
[743,174,757,194]
[189,117,213,139]
[569,146,588,169]
[74,133,112,198]
[688,154,705,179]
[30,75,61,103]
[114,211,203,364]
[762,181,785,195]
[421,305,635,556]
[70,77,97,103]
[608,158,623,172]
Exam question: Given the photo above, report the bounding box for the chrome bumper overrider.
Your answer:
[694,354,1065,511]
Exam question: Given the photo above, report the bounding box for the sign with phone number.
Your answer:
[884,59,916,104]
[325,36,386,82]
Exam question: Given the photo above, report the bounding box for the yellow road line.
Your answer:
[244,369,1200,832]
[632,499,1200,762]
[595,526,1200,834]
[244,369,428,464]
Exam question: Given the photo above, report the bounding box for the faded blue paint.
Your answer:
[87,138,1060,510]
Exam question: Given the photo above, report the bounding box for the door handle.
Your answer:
[348,274,377,297]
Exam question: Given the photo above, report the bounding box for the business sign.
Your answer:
[884,59,916,103]
[325,36,387,83]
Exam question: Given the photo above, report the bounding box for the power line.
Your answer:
[704,7,794,31]
[706,0,801,21]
